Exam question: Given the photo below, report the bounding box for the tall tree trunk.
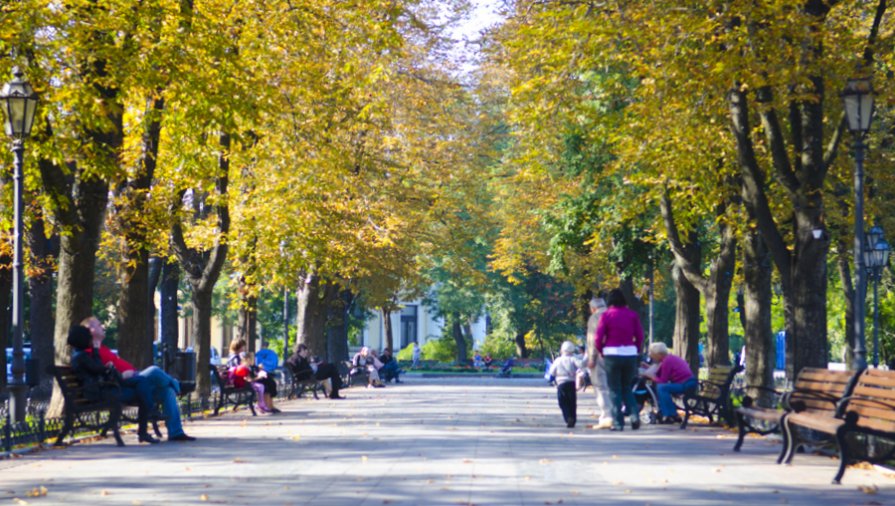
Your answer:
[237,289,258,353]
[117,249,153,369]
[28,216,56,394]
[452,313,467,364]
[160,259,180,367]
[327,289,354,362]
[661,191,736,368]
[295,272,327,356]
[835,238,856,370]
[672,263,701,374]
[170,133,230,397]
[46,177,110,417]
[515,331,528,358]
[728,83,833,379]
[382,308,394,353]
[743,230,775,407]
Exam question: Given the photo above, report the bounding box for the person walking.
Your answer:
[548,341,580,428]
[595,289,644,431]
[585,297,614,429]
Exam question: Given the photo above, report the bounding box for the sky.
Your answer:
[447,0,506,79]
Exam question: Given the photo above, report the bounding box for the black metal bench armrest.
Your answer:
[783,390,840,412]
[838,395,895,412]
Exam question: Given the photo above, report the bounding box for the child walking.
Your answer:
[549,341,580,428]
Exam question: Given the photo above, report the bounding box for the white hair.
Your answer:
[648,342,669,356]
[589,297,607,310]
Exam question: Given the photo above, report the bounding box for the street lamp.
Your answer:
[1,66,37,423]
[864,227,890,368]
[842,76,875,371]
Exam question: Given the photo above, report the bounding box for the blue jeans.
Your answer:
[124,366,184,437]
[603,355,639,428]
[656,377,698,417]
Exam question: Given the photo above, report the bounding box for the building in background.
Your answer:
[361,298,487,353]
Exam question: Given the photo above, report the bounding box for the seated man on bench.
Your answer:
[83,316,196,442]
[286,344,345,399]
[379,348,403,384]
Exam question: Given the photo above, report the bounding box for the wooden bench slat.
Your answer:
[852,384,895,401]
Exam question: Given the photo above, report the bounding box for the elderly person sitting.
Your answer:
[640,342,697,424]
[352,347,384,388]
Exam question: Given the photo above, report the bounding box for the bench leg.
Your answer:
[781,419,797,464]
[776,414,790,464]
[108,405,125,447]
[733,412,747,452]
[680,398,691,429]
[214,392,224,416]
[54,412,74,446]
[832,427,849,485]
[248,391,257,416]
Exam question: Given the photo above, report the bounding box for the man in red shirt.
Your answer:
[83,316,195,442]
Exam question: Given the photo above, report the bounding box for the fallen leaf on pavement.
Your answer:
[858,485,879,495]
[25,486,47,497]
[200,494,209,501]
[100,490,110,496]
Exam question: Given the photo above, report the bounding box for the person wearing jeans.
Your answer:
[83,316,196,442]
[641,342,697,423]
[595,289,644,431]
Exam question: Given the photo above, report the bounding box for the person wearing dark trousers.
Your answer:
[548,341,579,428]
[286,344,345,399]
[596,289,645,431]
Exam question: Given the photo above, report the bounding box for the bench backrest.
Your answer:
[51,365,102,408]
[210,364,230,387]
[788,367,856,415]
[701,364,742,399]
[845,368,895,434]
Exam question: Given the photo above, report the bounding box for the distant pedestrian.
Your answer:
[412,342,421,369]
[549,341,579,428]
[596,289,644,431]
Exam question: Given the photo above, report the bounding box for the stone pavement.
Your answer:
[1,377,893,505]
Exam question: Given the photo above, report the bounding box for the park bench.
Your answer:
[51,365,124,447]
[283,366,324,400]
[679,363,743,429]
[733,367,857,456]
[346,360,372,386]
[210,364,257,416]
[782,367,895,484]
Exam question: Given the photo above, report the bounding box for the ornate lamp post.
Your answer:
[842,76,875,371]
[864,225,889,368]
[1,66,38,423]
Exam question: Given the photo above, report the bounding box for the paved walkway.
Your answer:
[1,377,893,505]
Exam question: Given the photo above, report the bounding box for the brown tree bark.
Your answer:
[382,308,394,353]
[452,313,468,364]
[661,191,736,367]
[28,215,57,394]
[515,331,528,358]
[742,229,775,407]
[327,289,354,362]
[171,133,230,397]
[672,262,701,375]
[295,272,328,357]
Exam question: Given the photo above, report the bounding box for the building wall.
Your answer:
[361,298,487,353]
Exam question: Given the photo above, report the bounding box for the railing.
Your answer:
[1,375,294,455]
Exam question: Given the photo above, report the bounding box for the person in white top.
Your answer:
[549,341,580,428]
[585,297,614,429]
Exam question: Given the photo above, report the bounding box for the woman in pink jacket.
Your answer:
[595,289,644,431]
